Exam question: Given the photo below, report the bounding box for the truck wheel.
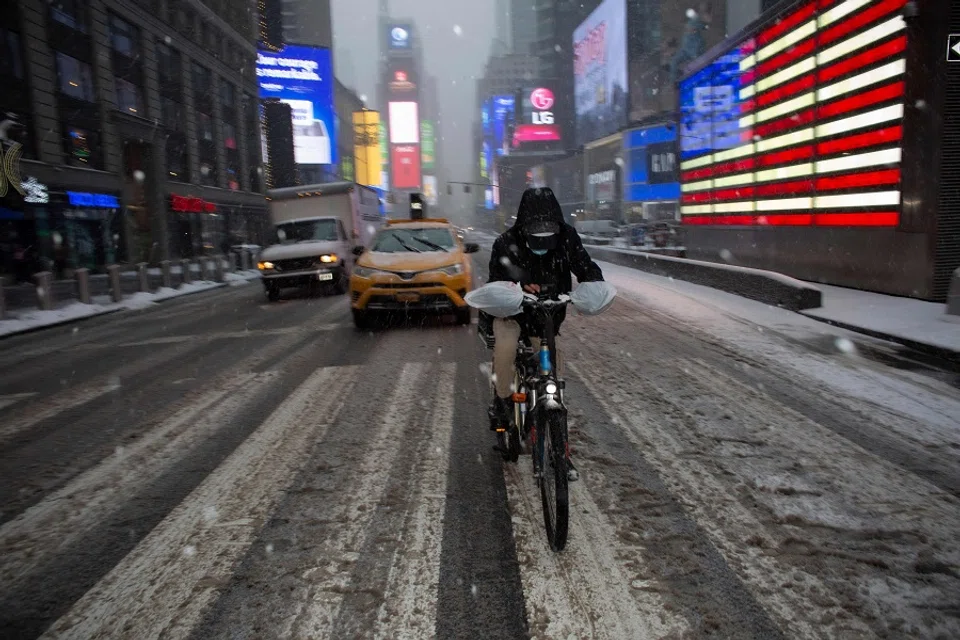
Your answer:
[266,285,281,301]
[333,273,348,295]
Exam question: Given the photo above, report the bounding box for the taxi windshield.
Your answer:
[372,228,454,253]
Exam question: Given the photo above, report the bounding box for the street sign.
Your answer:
[948,34,960,62]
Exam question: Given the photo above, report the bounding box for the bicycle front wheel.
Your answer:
[539,409,569,551]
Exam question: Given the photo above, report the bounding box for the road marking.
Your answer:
[0,393,37,411]
[41,365,361,639]
[371,363,456,639]
[0,381,121,444]
[0,373,276,595]
[504,452,688,639]
[285,362,427,639]
[116,324,349,347]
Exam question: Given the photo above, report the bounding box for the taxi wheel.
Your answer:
[353,309,374,330]
[455,307,472,325]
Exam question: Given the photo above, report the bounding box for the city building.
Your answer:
[280,0,333,49]
[1,0,268,284]
[333,80,365,184]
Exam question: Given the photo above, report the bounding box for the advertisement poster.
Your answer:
[388,24,412,51]
[388,102,420,144]
[391,144,420,189]
[257,44,336,165]
[387,60,418,97]
[420,121,435,171]
[513,86,561,148]
[573,0,627,147]
[491,95,514,156]
[422,175,438,206]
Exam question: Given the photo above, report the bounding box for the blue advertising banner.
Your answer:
[624,123,680,203]
[257,44,336,166]
[491,95,514,157]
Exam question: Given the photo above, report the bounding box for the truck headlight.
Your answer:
[258,261,274,270]
[320,254,338,263]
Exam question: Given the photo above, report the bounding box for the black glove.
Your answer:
[477,311,496,349]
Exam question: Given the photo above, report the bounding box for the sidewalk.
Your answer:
[0,270,260,339]
[799,283,960,358]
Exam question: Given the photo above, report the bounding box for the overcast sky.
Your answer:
[331,0,496,213]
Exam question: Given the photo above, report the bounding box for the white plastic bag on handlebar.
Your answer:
[570,281,617,316]
[463,281,525,318]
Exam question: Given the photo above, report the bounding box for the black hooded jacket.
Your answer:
[486,187,604,334]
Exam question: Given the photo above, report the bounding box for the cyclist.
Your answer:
[480,187,605,481]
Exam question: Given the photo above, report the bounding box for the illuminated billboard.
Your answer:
[514,86,561,148]
[421,121,435,171]
[391,144,421,189]
[353,109,381,187]
[388,24,412,51]
[256,44,336,165]
[491,95,514,156]
[387,60,418,97]
[389,102,420,144]
[573,0,627,147]
[423,175,438,206]
[679,0,907,228]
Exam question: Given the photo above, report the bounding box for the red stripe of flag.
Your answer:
[817,36,907,84]
[816,168,901,190]
[816,125,902,155]
[814,212,899,226]
[714,186,756,201]
[681,192,713,203]
[682,215,756,225]
[755,108,815,138]
[757,145,815,167]
[758,214,815,225]
[819,0,842,8]
[757,39,816,76]
[755,179,815,196]
[758,2,817,46]
[681,166,714,181]
[757,74,815,107]
[741,68,757,86]
[713,157,756,176]
[819,0,906,47]
[817,81,905,119]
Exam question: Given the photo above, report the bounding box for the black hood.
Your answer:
[511,187,565,231]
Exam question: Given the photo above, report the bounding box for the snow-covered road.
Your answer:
[0,250,957,638]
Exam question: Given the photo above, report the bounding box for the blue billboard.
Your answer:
[491,95,515,156]
[624,124,680,202]
[257,44,336,166]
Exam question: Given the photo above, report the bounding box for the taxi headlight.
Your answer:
[353,266,387,278]
[436,263,464,276]
[257,261,274,270]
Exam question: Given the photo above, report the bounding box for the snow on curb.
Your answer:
[0,272,259,338]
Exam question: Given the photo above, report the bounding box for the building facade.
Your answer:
[1,0,268,283]
[281,0,332,49]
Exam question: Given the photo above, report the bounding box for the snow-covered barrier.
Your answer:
[947,267,960,317]
[586,246,823,311]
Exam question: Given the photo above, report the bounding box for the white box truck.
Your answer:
[258,182,383,301]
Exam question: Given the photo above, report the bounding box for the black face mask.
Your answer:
[525,231,558,255]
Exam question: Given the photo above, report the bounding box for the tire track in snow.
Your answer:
[504,458,688,639]
[40,364,361,639]
[0,371,277,595]
[369,363,456,639]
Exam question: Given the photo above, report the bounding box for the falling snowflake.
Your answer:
[183,545,197,557]
[453,25,463,36]
[202,505,219,523]
[834,337,856,354]
[719,249,733,262]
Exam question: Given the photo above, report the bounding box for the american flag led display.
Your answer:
[678,0,908,227]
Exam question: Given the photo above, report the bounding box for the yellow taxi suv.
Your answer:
[349,218,480,329]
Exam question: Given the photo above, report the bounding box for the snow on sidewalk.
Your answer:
[0,271,261,338]
[799,282,960,354]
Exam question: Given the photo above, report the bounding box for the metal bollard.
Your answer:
[161,260,172,289]
[230,252,239,272]
[75,268,91,304]
[200,258,211,281]
[34,271,54,311]
[137,262,150,292]
[214,254,225,282]
[181,259,193,285]
[241,249,251,271]
[107,265,122,302]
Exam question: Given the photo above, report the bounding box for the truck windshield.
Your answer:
[274,219,339,244]
[373,228,455,253]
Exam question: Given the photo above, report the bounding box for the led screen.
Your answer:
[389,102,420,144]
[573,0,628,147]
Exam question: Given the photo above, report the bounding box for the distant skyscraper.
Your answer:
[281,0,333,49]
[511,0,538,55]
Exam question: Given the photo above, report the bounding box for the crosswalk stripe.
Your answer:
[0,392,37,411]
[0,372,277,593]
[371,362,456,639]
[286,362,428,639]
[41,365,362,639]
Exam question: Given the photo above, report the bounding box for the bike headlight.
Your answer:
[353,266,386,278]
[257,261,274,270]
[545,382,558,395]
[320,254,338,263]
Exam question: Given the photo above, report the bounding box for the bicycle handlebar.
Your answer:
[521,292,571,309]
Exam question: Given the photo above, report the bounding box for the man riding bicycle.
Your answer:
[479,187,605,481]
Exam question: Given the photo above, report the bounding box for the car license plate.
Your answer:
[317,272,334,281]
[396,292,420,303]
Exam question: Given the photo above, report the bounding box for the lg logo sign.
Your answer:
[530,88,554,126]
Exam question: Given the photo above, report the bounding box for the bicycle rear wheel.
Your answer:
[539,409,569,551]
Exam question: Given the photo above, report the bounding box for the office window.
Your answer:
[63,126,101,168]
[51,0,88,33]
[223,122,237,149]
[0,29,24,80]
[197,112,214,141]
[161,97,183,131]
[166,136,188,180]
[191,63,211,93]
[109,14,139,57]
[115,78,142,115]
[55,52,96,102]
[220,81,235,108]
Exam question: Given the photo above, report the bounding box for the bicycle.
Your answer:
[468,280,616,552]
